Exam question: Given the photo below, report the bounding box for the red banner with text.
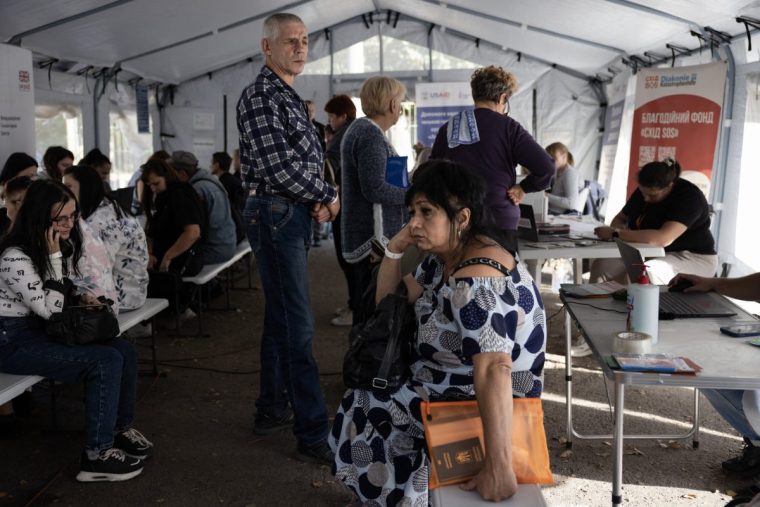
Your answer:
[628,62,727,197]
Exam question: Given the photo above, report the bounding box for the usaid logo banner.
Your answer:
[0,44,36,162]
[627,61,727,197]
[415,82,472,145]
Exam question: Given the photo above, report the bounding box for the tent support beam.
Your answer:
[711,43,736,255]
[604,0,699,27]
[420,0,626,54]
[7,0,135,45]
[180,12,595,86]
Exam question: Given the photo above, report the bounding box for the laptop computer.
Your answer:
[520,190,549,223]
[614,238,736,319]
[518,204,570,242]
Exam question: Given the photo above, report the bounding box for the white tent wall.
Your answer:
[31,67,160,187]
[32,67,96,159]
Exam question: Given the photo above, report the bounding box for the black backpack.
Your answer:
[342,268,416,392]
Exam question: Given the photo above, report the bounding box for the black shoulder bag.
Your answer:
[343,276,416,392]
[45,278,120,346]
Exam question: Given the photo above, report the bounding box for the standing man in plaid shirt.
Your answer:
[237,12,339,465]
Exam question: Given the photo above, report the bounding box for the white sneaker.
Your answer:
[331,311,353,327]
[178,308,197,323]
[334,306,349,317]
[571,339,593,358]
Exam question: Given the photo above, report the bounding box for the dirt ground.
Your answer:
[0,243,755,506]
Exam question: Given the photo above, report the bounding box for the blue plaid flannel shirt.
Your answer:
[236,66,336,204]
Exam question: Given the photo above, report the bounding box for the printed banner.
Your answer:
[415,82,472,146]
[0,44,35,164]
[628,62,727,196]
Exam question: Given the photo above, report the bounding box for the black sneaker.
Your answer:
[296,440,334,465]
[76,448,143,482]
[253,408,294,435]
[723,439,760,476]
[114,428,154,460]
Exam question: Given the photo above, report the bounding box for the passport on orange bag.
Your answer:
[422,399,553,489]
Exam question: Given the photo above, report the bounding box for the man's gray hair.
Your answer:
[262,13,304,40]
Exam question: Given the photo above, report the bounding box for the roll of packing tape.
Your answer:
[613,332,652,354]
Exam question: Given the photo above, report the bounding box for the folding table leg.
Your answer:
[613,375,625,506]
[565,309,574,449]
[693,388,700,448]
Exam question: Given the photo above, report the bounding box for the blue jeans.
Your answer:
[244,194,328,445]
[702,388,760,441]
[0,316,138,453]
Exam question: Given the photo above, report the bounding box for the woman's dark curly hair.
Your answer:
[0,179,82,279]
[470,65,519,103]
[638,158,681,189]
[405,159,494,248]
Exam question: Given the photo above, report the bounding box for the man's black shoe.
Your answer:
[296,440,334,465]
[723,439,760,476]
[253,408,294,435]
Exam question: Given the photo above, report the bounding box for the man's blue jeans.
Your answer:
[244,194,329,445]
[702,388,760,441]
[0,316,138,453]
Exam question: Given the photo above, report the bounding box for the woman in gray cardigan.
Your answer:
[546,142,585,214]
[340,76,408,323]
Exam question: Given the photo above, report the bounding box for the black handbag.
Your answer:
[342,282,415,392]
[45,279,120,346]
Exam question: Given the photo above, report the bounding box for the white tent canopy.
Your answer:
[2,0,760,274]
[2,0,757,83]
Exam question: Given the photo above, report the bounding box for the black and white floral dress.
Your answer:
[331,255,546,506]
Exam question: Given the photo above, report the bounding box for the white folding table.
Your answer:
[560,289,760,505]
[518,215,665,284]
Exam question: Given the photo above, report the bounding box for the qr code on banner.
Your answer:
[658,146,676,161]
[638,146,656,167]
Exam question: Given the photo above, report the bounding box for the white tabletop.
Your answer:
[562,289,760,390]
[518,215,665,261]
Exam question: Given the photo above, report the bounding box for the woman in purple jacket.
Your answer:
[431,65,555,254]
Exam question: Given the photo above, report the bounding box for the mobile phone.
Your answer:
[370,238,385,258]
[720,322,760,338]
[59,238,74,258]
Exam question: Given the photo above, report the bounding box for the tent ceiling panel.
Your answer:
[9,0,314,77]
[379,0,620,73]
[121,0,373,83]
[0,0,113,41]
[2,0,759,85]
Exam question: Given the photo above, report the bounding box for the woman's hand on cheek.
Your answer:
[388,223,414,254]
[46,227,60,255]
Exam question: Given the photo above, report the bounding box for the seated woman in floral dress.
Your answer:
[331,159,547,506]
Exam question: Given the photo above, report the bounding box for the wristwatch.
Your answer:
[612,229,620,239]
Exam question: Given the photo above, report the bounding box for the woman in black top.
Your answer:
[140,159,204,277]
[591,159,718,284]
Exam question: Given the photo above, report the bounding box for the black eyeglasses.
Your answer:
[51,211,80,225]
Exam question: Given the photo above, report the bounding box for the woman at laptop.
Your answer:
[545,142,586,215]
[590,159,717,284]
